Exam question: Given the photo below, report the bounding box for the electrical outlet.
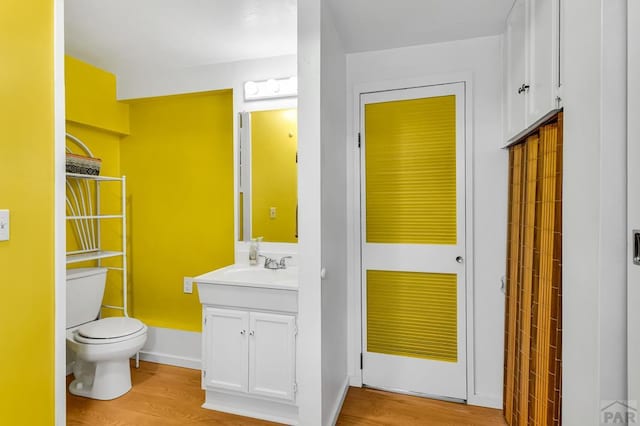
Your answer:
[183,277,193,294]
[270,207,276,219]
[0,210,9,241]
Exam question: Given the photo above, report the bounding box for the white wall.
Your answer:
[345,35,507,408]
[297,0,323,424]
[599,0,627,403]
[320,3,349,425]
[562,0,628,423]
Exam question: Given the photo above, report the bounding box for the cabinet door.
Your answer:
[526,0,560,125]
[203,308,249,393]
[248,312,296,401]
[504,0,527,140]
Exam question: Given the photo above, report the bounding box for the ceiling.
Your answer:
[65,0,297,75]
[65,0,513,75]
[327,0,514,53]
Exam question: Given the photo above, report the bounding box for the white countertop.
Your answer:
[194,263,298,291]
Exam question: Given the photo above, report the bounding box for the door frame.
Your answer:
[628,0,639,407]
[346,73,476,403]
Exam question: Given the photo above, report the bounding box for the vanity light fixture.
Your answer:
[244,76,297,101]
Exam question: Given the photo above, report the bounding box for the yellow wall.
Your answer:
[251,109,298,243]
[65,55,129,134]
[0,0,55,423]
[65,56,128,317]
[122,91,234,331]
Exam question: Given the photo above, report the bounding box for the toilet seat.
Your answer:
[75,317,146,344]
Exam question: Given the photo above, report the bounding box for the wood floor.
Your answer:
[67,361,506,425]
[337,388,506,426]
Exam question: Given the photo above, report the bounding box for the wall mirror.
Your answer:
[238,108,298,243]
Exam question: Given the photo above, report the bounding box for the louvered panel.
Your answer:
[517,134,539,425]
[531,122,560,426]
[503,113,562,426]
[367,270,457,362]
[504,144,525,421]
[365,95,456,244]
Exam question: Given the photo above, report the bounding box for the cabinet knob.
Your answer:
[249,330,255,336]
[240,329,246,335]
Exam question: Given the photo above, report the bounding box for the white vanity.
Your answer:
[195,263,299,424]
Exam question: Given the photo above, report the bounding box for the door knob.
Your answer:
[517,83,530,94]
[456,256,464,264]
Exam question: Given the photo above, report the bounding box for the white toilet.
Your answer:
[66,267,147,400]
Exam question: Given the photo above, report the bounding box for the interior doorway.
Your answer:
[359,82,468,400]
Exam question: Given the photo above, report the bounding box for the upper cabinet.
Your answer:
[504,0,562,142]
[504,0,527,140]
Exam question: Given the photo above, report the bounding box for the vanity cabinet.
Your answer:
[196,264,299,424]
[504,0,561,142]
[203,307,297,401]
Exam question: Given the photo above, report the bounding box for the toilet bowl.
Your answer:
[67,317,147,400]
[66,267,148,400]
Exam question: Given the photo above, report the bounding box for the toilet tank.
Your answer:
[66,267,108,329]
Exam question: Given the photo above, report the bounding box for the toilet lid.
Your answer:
[78,317,145,339]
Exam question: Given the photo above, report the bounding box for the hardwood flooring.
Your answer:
[336,387,506,426]
[67,361,505,425]
[67,361,275,425]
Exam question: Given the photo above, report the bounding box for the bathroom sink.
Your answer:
[195,264,298,313]
[194,264,298,290]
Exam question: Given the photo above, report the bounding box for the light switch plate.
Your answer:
[270,207,276,219]
[0,210,9,241]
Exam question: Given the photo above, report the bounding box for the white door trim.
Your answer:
[346,72,476,404]
[628,0,640,407]
[54,0,67,423]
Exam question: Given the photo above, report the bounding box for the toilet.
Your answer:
[66,267,147,400]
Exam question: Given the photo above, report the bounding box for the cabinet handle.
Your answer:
[517,83,530,94]
[249,330,255,336]
[240,329,246,335]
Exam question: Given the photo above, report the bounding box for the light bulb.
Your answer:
[244,81,259,96]
[267,79,280,94]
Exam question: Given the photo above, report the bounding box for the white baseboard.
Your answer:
[203,389,298,425]
[348,374,362,387]
[329,377,350,426]
[138,326,202,370]
[467,394,502,410]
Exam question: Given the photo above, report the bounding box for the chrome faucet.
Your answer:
[259,255,293,270]
[279,256,292,269]
[260,255,280,270]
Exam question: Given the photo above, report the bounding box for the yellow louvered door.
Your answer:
[360,83,467,400]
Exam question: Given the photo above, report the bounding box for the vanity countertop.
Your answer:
[194,263,298,291]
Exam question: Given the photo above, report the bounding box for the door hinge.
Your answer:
[239,112,243,128]
[204,316,207,325]
[360,353,363,370]
[358,132,361,148]
[293,382,298,393]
